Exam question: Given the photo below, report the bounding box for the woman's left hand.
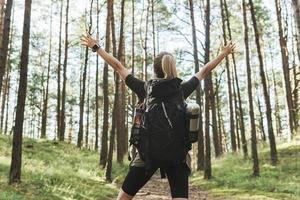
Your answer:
[221,41,236,56]
[80,34,98,49]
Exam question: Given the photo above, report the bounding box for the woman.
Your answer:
[81,34,235,200]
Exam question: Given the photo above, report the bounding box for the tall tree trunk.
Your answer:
[59,0,69,141]
[232,68,240,150]
[204,0,212,179]
[271,66,282,137]
[106,0,118,181]
[0,0,5,43]
[78,0,93,148]
[249,0,277,165]
[100,0,112,167]
[41,0,53,139]
[95,0,100,150]
[292,0,300,60]
[151,0,156,59]
[68,106,73,143]
[224,0,247,156]
[85,64,90,148]
[275,0,296,135]
[215,75,224,153]
[0,0,13,96]
[242,0,259,176]
[9,0,32,184]
[56,0,63,140]
[141,0,150,81]
[257,97,266,141]
[129,0,137,161]
[0,20,13,132]
[220,0,236,152]
[188,0,205,170]
[116,0,126,164]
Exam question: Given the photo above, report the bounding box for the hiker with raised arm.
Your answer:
[81,34,235,200]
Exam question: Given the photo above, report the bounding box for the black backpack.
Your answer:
[129,78,191,176]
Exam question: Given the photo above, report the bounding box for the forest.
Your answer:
[0,0,299,199]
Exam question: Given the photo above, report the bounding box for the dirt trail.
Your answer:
[134,174,221,200]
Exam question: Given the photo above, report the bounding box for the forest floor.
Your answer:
[0,134,299,200]
[133,173,220,200]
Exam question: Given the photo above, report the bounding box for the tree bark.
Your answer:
[0,0,13,97]
[9,0,32,184]
[56,0,63,140]
[292,0,300,60]
[151,0,156,59]
[224,0,247,156]
[85,64,90,148]
[204,0,212,179]
[257,97,266,141]
[220,0,236,152]
[100,0,112,167]
[188,0,205,170]
[0,0,5,43]
[95,0,100,150]
[249,0,277,165]
[41,0,53,139]
[78,0,93,148]
[59,0,69,141]
[141,0,150,81]
[275,0,296,135]
[242,0,259,176]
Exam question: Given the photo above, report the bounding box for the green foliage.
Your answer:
[191,141,300,200]
[0,135,127,200]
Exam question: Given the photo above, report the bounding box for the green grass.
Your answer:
[191,138,300,200]
[0,134,128,200]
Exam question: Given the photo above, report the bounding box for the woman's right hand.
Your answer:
[80,34,98,49]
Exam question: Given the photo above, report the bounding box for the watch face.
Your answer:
[92,44,99,52]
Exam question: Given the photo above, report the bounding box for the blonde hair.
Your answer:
[162,55,177,79]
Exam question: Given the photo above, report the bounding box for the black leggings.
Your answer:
[121,163,190,198]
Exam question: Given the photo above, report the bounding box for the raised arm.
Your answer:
[80,34,130,80]
[195,42,235,81]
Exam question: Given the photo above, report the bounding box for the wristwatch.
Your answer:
[92,43,100,52]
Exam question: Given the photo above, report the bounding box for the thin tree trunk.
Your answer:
[59,0,69,141]
[78,0,93,148]
[232,69,240,150]
[220,0,236,152]
[85,64,90,148]
[215,74,223,153]
[275,0,296,135]
[0,0,13,96]
[0,22,13,132]
[224,0,247,156]
[41,0,53,139]
[188,0,205,170]
[100,0,112,167]
[56,0,63,140]
[269,45,282,137]
[141,0,150,81]
[249,0,277,165]
[116,0,126,164]
[257,97,266,141]
[204,0,212,179]
[242,0,259,176]
[9,0,32,184]
[95,0,100,150]
[151,0,156,59]
[0,0,5,42]
[68,106,73,143]
[292,0,300,60]
[106,0,118,181]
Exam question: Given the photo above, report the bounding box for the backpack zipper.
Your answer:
[161,102,173,129]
